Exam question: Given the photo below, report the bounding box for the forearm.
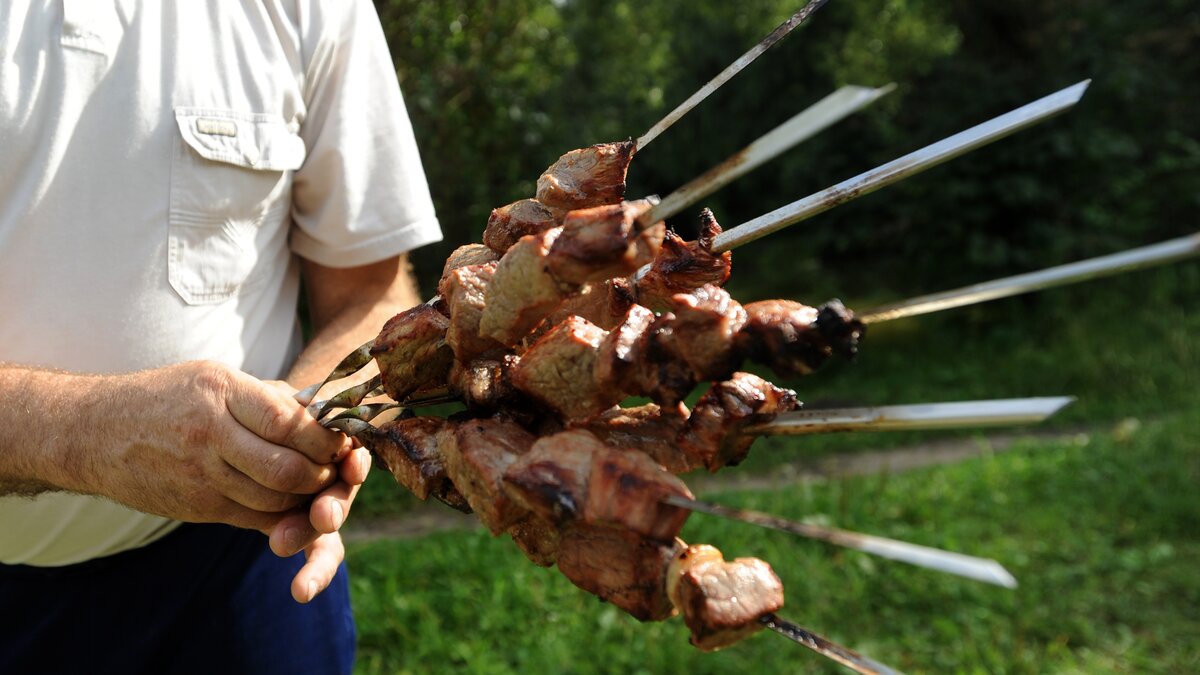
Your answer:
[286,255,423,389]
[0,364,110,496]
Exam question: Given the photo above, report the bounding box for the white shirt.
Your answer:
[0,0,442,565]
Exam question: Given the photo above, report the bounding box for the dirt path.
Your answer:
[342,429,1081,543]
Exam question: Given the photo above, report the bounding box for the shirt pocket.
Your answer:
[168,107,306,305]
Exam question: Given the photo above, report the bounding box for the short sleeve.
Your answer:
[289,0,442,267]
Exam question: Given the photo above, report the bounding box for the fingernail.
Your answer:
[283,527,301,554]
[358,449,371,475]
[306,580,319,602]
[331,501,345,530]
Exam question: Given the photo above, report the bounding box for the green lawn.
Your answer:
[346,266,1199,673]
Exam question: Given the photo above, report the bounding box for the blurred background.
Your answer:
[349,1,1199,672]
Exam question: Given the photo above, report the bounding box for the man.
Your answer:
[0,2,440,672]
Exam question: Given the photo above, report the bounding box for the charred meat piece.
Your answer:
[504,429,693,541]
[438,262,505,362]
[510,316,622,420]
[593,304,656,395]
[584,403,695,474]
[636,210,732,311]
[555,524,683,622]
[736,299,864,377]
[667,544,785,651]
[536,140,636,212]
[506,514,561,567]
[441,244,500,286]
[532,278,637,343]
[483,199,563,254]
[448,355,521,412]
[479,228,570,346]
[437,416,536,534]
[371,304,454,401]
[631,286,748,406]
[682,372,799,472]
[363,416,450,501]
[547,199,666,285]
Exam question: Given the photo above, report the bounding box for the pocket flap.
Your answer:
[174,107,306,171]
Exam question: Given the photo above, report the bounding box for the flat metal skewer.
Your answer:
[636,0,832,149]
[761,614,904,675]
[859,232,1200,323]
[643,84,895,224]
[665,495,1017,588]
[712,80,1092,252]
[293,339,374,407]
[747,396,1074,436]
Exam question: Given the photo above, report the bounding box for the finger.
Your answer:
[291,533,346,604]
[220,423,338,495]
[340,446,372,486]
[269,510,321,558]
[225,370,346,463]
[310,481,361,534]
[212,459,310,513]
[208,496,292,534]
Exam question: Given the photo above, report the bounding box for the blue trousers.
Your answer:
[0,523,355,674]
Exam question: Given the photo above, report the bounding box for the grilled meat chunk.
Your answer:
[683,372,799,471]
[593,304,656,394]
[737,299,864,377]
[547,199,666,285]
[441,244,500,285]
[438,417,536,533]
[448,355,521,412]
[532,278,637,342]
[483,199,563,254]
[371,304,454,401]
[510,316,621,420]
[667,544,784,651]
[556,524,683,622]
[584,403,695,474]
[507,514,561,567]
[479,228,570,346]
[636,210,732,311]
[367,417,452,501]
[439,262,505,362]
[536,140,636,212]
[504,429,692,541]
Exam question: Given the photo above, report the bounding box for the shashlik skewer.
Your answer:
[859,232,1200,323]
[636,0,832,149]
[711,80,1092,252]
[760,614,904,675]
[752,397,1075,435]
[663,495,1018,588]
[643,83,896,224]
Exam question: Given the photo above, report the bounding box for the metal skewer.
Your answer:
[761,614,904,675]
[859,232,1200,323]
[643,84,895,224]
[636,0,832,149]
[712,80,1092,252]
[665,495,1017,588]
[294,339,374,407]
[747,396,1074,436]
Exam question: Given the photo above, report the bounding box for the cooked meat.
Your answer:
[555,523,682,622]
[504,429,692,541]
[666,544,785,651]
[506,514,561,567]
[547,199,666,285]
[510,316,621,420]
[371,304,454,401]
[682,372,799,471]
[630,286,747,406]
[441,244,500,284]
[737,299,864,377]
[536,140,636,212]
[479,228,570,346]
[583,403,695,474]
[593,304,656,394]
[439,262,505,362]
[437,416,536,534]
[483,199,563,254]
[532,278,637,342]
[448,355,521,412]
[636,210,732,311]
